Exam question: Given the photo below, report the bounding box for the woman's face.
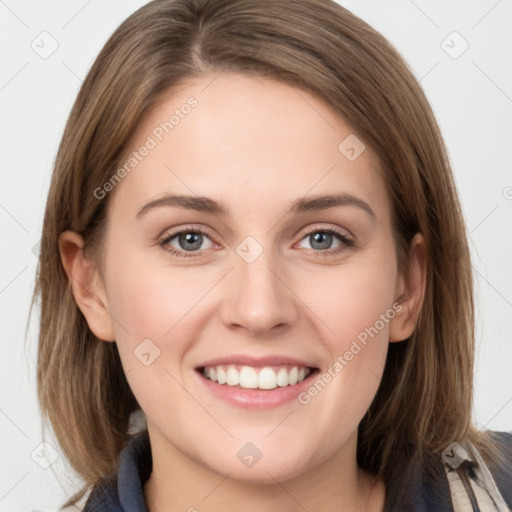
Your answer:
[96,72,410,482]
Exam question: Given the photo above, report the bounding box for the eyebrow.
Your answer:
[136,193,376,221]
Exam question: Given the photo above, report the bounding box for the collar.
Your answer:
[85,430,512,511]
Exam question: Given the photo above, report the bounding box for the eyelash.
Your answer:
[159,226,355,259]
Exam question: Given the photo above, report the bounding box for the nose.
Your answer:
[219,244,300,337]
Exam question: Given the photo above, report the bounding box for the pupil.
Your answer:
[311,232,332,250]
[180,233,202,251]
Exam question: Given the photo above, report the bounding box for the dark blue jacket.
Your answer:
[83,430,512,511]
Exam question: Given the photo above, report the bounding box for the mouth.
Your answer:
[194,359,320,408]
[196,364,318,390]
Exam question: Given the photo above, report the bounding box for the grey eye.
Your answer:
[165,231,214,252]
[298,231,343,251]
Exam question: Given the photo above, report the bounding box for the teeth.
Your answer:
[226,366,240,386]
[240,366,258,388]
[276,367,289,386]
[258,367,276,389]
[288,367,298,385]
[202,364,312,390]
[217,366,227,385]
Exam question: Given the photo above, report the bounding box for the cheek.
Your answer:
[104,245,214,342]
[103,252,211,420]
[302,248,398,349]
[296,247,397,414]
[102,245,232,418]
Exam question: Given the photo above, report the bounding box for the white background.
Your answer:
[1,0,511,510]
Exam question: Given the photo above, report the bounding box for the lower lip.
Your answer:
[195,369,319,409]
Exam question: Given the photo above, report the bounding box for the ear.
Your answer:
[389,232,427,343]
[58,230,115,342]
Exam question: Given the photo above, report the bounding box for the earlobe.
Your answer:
[58,230,116,342]
[389,233,427,343]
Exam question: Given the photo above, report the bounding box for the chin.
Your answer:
[201,442,315,484]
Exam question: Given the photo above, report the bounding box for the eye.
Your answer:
[296,227,354,256]
[159,225,355,259]
[160,227,215,258]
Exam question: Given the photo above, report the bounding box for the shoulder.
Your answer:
[383,430,512,511]
[486,429,512,454]
[485,430,512,505]
[82,475,122,511]
[83,431,151,512]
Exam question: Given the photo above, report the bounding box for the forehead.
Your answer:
[108,72,390,224]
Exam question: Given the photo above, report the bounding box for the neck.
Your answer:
[144,425,385,512]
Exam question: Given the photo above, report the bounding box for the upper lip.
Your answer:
[197,355,317,369]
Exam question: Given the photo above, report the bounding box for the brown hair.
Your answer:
[33,0,503,506]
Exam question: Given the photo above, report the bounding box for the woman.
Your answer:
[34,0,512,510]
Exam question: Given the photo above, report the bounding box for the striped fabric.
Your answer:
[445,439,510,512]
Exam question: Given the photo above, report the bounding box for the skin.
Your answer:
[60,72,426,512]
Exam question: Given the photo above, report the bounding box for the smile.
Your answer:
[201,364,312,390]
